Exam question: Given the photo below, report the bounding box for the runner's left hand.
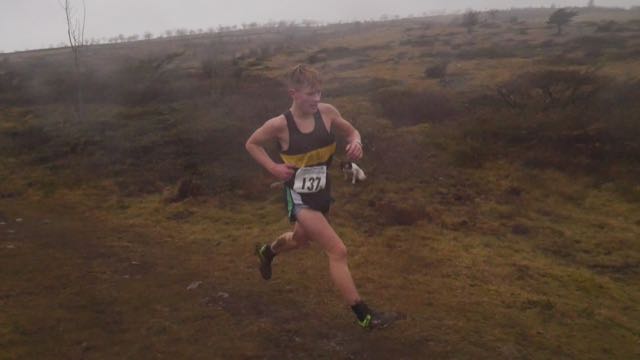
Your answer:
[345,141,363,161]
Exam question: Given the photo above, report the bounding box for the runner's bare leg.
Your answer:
[270,223,309,254]
[295,208,361,305]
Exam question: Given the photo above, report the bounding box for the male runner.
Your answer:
[245,64,398,329]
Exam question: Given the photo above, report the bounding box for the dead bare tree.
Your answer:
[59,0,86,122]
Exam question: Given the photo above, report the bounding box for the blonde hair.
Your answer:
[286,64,322,89]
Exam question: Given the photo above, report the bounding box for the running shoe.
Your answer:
[255,243,273,280]
[358,310,404,330]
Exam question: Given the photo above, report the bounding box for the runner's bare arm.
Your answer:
[322,104,363,161]
[245,117,295,181]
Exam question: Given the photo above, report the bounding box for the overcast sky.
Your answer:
[0,0,637,53]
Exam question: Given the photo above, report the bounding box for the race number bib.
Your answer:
[293,166,327,193]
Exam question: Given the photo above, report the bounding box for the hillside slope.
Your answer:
[1,7,640,359]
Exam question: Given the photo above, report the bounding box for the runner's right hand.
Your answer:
[270,163,296,181]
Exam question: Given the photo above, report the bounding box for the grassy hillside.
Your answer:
[1,7,640,359]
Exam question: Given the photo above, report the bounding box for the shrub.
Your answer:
[361,123,434,180]
[547,8,578,35]
[569,35,627,52]
[163,177,204,203]
[325,77,400,98]
[400,36,436,47]
[306,46,369,64]
[0,67,31,105]
[424,61,449,79]
[372,198,429,226]
[456,78,640,177]
[2,124,52,156]
[0,57,76,105]
[450,139,492,168]
[496,69,602,110]
[456,46,515,59]
[111,51,190,105]
[595,21,619,33]
[370,88,457,126]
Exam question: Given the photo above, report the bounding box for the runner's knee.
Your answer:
[326,242,348,261]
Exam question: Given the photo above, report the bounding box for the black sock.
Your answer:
[263,244,276,260]
[351,301,372,322]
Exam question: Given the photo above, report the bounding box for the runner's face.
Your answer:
[292,85,321,114]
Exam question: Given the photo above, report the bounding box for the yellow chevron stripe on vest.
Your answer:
[280,143,336,168]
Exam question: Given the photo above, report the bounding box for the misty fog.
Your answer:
[0,0,637,52]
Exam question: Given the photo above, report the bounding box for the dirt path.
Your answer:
[0,198,434,359]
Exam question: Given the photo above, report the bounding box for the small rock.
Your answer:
[216,292,229,298]
[0,192,17,199]
[511,224,530,235]
[600,182,616,191]
[5,244,15,249]
[166,210,195,221]
[202,296,214,306]
[436,188,448,195]
[505,186,523,197]
[0,222,5,225]
[15,218,23,223]
[187,281,202,290]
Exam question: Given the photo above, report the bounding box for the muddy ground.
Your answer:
[1,197,448,360]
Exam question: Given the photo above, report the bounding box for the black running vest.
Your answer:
[280,109,336,214]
